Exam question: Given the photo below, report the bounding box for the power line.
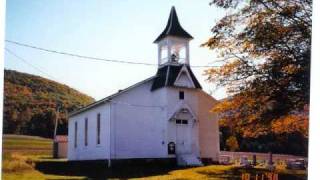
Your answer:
[5,39,220,68]
[5,49,169,108]
[5,40,156,66]
[5,48,58,81]
[5,48,62,143]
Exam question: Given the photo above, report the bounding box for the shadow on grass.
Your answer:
[35,160,185,179]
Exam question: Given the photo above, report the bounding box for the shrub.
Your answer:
[2,153,33,173]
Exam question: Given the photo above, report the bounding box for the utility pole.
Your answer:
[53,105,60,138]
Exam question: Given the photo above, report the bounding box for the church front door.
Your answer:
[175,119,191,155]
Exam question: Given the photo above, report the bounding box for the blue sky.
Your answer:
[5,0,227,100]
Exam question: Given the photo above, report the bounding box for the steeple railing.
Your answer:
[159,57,187,66]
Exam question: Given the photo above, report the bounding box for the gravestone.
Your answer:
[252,154,257,166]
[267,152,275,170]
[240,156,251,168]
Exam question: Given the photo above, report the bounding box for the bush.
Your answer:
[2,153,33,173]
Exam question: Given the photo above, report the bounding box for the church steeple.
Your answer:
[155,7,193,67]
[151,7,201,91]
[154,6,193,43]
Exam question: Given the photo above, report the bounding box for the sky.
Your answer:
[4,0,228,101]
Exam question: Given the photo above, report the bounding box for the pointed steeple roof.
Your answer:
[154,6,193,43]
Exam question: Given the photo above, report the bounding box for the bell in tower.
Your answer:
[154,6,193,66]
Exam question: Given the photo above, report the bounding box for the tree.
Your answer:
[226,136,239,151]
[27,109,56,138]
[203,0,311,153]
[3,70,94,137]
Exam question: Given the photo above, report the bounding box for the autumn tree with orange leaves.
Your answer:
[204,0,311,154]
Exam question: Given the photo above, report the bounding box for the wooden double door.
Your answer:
[175,119,192,154]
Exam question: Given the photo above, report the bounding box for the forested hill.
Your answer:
[3,69,95,138]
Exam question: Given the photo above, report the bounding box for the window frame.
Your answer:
[175,119,188,125]
[179,91,184,100]
[97,113,101,145]
[85,118,88,146]
[74,121,78,148]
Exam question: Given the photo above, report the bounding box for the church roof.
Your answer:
[154,6,193,43]
[70,65,202,117]
[69,76,155,117]
[151,64,202,91]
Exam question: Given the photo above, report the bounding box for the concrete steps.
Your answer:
[177,154,203,166]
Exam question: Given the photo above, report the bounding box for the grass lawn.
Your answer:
[2,134,84,180]
[2,135,308,179]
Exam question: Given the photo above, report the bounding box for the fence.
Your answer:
[220,151,307,162]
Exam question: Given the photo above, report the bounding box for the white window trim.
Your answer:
[97,113,101,146]
[84,118,88,147]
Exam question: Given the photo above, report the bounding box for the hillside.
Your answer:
[3,69,95,137]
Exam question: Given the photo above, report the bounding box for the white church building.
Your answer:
[68,7,220,166]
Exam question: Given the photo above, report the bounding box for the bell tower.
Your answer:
[154,7,193,67]
[151,6,201,91]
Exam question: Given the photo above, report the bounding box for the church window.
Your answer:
[97,113,101,145]
[160,46,168,64]
[74,122,77,148]
[179,91,184,100]
[176,119,188,125]
[85,118,88,146]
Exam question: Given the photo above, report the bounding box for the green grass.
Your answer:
[3,135,52,158]
[2,134,84,180]
[1,134,308,179]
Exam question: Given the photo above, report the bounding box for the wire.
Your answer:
[4,45,216,110]
[5,39,220,68]
[5,40,158,66]
[5,48,58,81]
[4,48,171,112]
